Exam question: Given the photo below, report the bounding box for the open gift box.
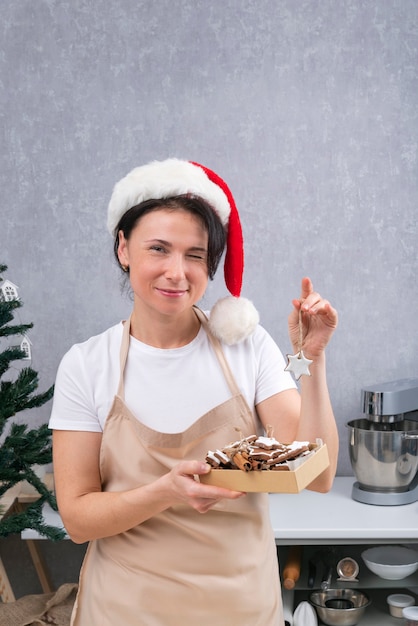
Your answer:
[199,441,329,493]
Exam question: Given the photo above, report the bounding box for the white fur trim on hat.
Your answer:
[208,296,259,345]
[107,158,231,235]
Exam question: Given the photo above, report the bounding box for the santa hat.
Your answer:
[107,158,259,344]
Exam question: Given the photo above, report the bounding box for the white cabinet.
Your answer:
[269,477,418,624]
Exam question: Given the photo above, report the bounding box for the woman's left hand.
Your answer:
[288,277,338,359]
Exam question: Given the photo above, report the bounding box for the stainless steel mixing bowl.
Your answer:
[310,588,371,626]
[347,419,418,492]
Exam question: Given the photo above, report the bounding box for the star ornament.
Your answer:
[284,350,313,381]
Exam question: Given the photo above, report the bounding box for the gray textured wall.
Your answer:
[1,0,418,478]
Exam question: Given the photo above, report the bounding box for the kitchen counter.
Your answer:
[21,476,418,543]
[270,476,418,545]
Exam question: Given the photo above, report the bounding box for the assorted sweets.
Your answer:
[205,433,311,472]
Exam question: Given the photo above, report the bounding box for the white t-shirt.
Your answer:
[49,319,296,434]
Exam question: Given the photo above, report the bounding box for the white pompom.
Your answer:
[208,296,259,345]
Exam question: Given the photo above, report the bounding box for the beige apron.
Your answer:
[71,309,284,626]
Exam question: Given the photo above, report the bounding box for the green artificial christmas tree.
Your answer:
[0,264,65,540]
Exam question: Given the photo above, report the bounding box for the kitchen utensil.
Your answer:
[307,547,336,591]
[347,419,418,490]
[347,378,418,505]
[308,558,317,588]
[320,547,337,590]
[293,600,318,626]
[361,545,418,580]
[321,564,333,590]
[337,557,359,582]
[282,545,302,590]
[386,593,415,618]
[310,589,370,626]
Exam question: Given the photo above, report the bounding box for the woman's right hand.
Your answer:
[162,460,245,514]
[53,431,245,543]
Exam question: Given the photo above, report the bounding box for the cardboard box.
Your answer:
[199,442,329,493]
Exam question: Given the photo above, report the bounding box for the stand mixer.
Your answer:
[347,378,418,505]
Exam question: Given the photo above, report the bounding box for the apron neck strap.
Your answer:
[193,307,241,397]
[117,313,132,398]
[117,308,242,400]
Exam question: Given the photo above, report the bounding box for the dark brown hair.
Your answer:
[113,195,227,280]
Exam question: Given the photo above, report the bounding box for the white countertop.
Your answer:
[22,477,418,544]
[270,476,418,544]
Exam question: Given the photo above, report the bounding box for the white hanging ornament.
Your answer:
[284,307,313,381]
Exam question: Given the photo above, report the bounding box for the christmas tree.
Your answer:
[0,264,65,540]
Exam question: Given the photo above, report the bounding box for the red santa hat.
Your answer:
[107,158,259,344]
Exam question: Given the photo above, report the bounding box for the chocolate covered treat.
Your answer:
[205,435,310,472]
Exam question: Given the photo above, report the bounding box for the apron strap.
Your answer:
[193,307,242,398]
[117,313,133,399]
[117,308,242,400]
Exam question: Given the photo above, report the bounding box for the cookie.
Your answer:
[205,436,311,472]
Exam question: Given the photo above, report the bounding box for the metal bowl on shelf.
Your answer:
[309,588,371,626]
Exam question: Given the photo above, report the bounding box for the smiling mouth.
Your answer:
[157,288,188,297]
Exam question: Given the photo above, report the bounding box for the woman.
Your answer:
[50,158,338,626]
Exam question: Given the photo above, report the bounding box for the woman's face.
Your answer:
[117,208,209,317]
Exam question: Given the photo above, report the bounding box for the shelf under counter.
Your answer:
[278,544,418,591]
[269,476,418,545]
[293,588,417,626]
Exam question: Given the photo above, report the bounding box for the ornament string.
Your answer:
[297,307,303,354]
[284,303,313,381]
